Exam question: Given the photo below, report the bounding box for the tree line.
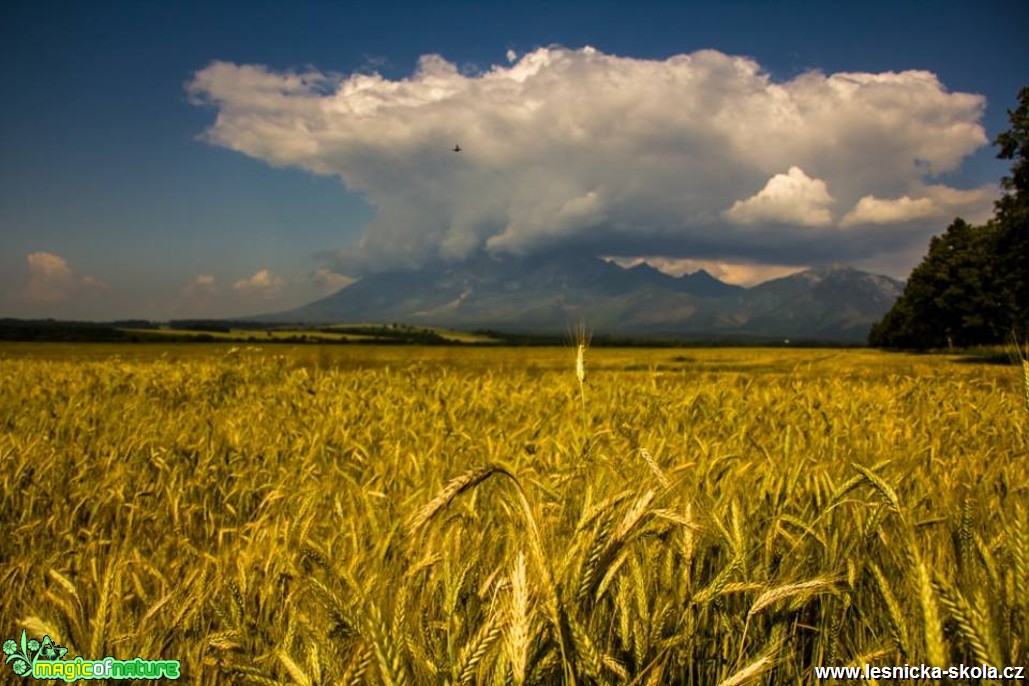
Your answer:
[870,86,1028,349]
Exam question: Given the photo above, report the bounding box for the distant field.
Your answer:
[0,319,502,346]
[119,325,500,345]
[1,343,1025,684]
[122,327,382,342]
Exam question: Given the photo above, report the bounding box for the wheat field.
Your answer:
[1,343,1026,684]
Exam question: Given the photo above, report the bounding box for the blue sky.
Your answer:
[2,1,1026,320]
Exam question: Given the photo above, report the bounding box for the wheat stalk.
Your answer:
[717,648,778,686]
[747,577,837,618]
[934,579,994,666]
[869,562,910,657]
[276,648,313,686]
[852,462,903,516]
[90,552,120,659]
[576,342,587,386]
[506,552,530,686]
[912,550,947,666]
[406,464,507,535]
[640,448,670,490]
[573,322,590,433]
[1022,358,1029,413]
[456,615,503,685]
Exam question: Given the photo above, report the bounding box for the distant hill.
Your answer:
[264,254,903,343]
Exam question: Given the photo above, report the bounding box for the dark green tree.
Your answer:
[993,86,1029,333]
[869,219,1006,348]
[870,86,1028,348]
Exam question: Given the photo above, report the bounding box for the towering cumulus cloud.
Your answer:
[187,47,995,274]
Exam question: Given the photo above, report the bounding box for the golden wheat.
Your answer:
[0,344,1024,684]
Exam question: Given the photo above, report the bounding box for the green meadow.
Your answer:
[1,343,1026,684]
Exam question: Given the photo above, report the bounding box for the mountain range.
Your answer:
[266,253,904,343]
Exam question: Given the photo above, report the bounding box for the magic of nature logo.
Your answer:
[3,630,180,681]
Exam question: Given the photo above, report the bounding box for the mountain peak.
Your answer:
[628,260,662,273]
[265,254,898,342]
[677,268,743,297]
[808,263,856,276]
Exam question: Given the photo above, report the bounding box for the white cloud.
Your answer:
[233,269,285,298]
[181,274,217,297]
[187,47,993,272]
[80,275,110,292]
[612,256,806,286]
[922,184,996,224]
[840,183,995,227]
[24,252,74,302]
[22,252,106,303]
[840,195,936,227]
[724,167,834,227]
[311,268,355,293]
[691,261,806,286]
